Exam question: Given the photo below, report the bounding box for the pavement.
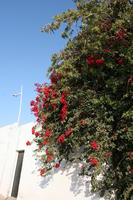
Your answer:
[0,195,16,200]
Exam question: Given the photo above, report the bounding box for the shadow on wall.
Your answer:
[35,159,103,200]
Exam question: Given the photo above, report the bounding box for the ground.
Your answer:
[0,195,16,200]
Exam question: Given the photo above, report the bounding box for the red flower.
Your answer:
[36,118,40,123]
[130,169,133,174]
[74,36,78,40]
[36,96,39,102]
[126,41,129,46]
[106,152,109,158]
[30,100,35,106]
[91,141,98,150]
[55,163,60,168]
[118,58,124,64]
[43,140,48,145]
[45,129,51,138]
[116,28,125,40]
[50,70,61,84]
[65,129,71,136]
[41,114,48,123]
[40,168,45,175]
[103,20,111,31]
[26,141,31,146]
[43,87,51,99]
[88,56,95,65]
[32,127,35,134]
[58,92,67,121]
[57,134,65,144]
[104,49,111,53]
[31,104,38,113]
[51,103,56,110]
[60,97,66,104]
[79,120,86,125]
[58,104,67,121]
[90,158,98,165]
[119,28,125,39]
[46,154,53,162]
[96,59,104,64]
[52,91,57,99]
[35,132,39,137]
[46,149,49,155]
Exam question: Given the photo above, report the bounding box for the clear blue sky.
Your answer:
[0,0,75,126]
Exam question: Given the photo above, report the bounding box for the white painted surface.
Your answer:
[0,123,105,200]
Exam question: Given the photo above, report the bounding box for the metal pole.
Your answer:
[9,86,23,196]
[17,86,23,125]
[12,85,23,125]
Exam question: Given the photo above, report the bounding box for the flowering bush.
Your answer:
[30,0,133,199]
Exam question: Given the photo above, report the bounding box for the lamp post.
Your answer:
[12,85,23,125]
[9,86,23,196]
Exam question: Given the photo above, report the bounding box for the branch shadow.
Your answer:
[34,159,103,199]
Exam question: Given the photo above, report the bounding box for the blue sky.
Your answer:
[0,0,75,126]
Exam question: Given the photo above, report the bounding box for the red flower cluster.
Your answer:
[90,158,98,165]
[65,129,71,136]
[31,103,38,116]
[43,140,48,145]
[50,70,61,84]
[35,132,39,137]
[88,56,104,67]
[105,152,109,158]
[41,114,48,123]
[118,57,124,65]
[57,134,65,144]
[103,20,111,31]
[30,100,35,106]
[58,92,67,121]
[45,129,51,138]
[95,59,104,65]
[26,141,31,146]
[91,141,98,150]
[88,56,95,66]
[52,91,56,99]
[116,28,125,40]
[40,168,45,175]
[78,120,86,125]
[32,127,35,134]
[43,86,51,99]
[46,149,49,155]
[55,163,60,168]
[104,49,111,53]
[46,154,53,162]
[35,83,43,93]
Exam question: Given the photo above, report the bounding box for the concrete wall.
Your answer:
[0,123,105,200]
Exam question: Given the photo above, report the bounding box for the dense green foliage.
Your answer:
[30,1,133,199]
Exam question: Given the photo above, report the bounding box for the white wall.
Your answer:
[0,123,105,200]
[0,123,19,197]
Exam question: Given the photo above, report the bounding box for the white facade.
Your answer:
[0,122,105,200]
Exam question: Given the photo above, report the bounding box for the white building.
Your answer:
[0,122,105,200]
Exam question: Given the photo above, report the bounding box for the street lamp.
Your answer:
[12,85,23,125]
